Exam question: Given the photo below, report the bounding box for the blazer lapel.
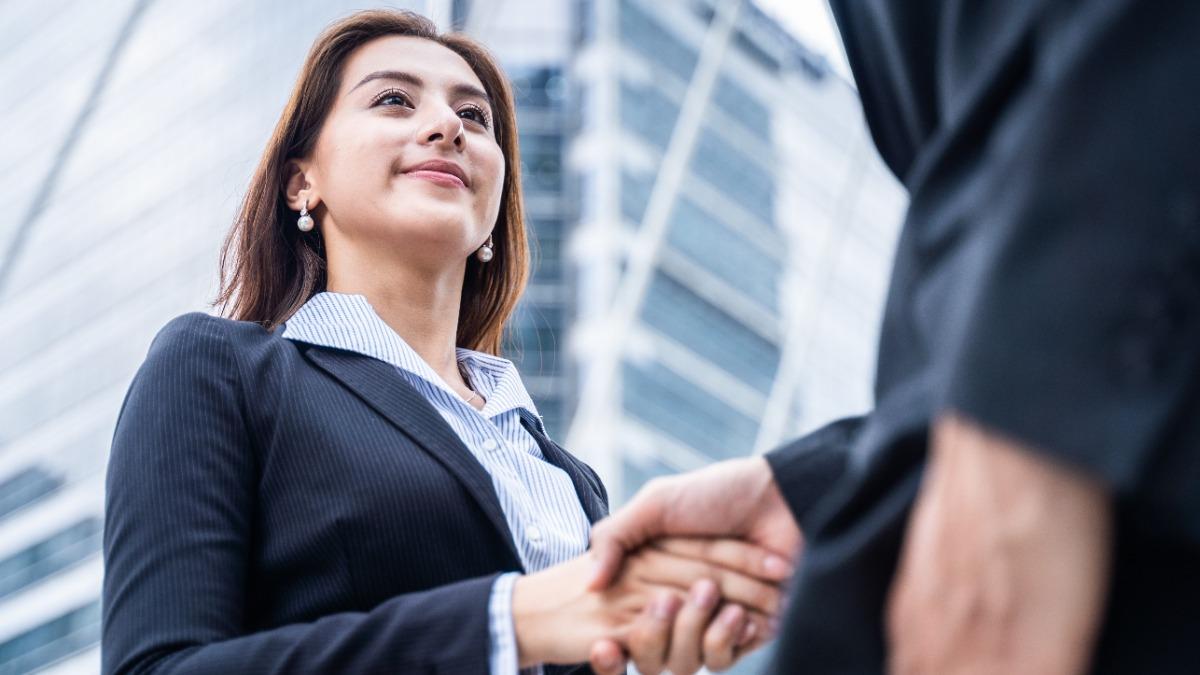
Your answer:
[302,345,523,567]
[518,410,609,524]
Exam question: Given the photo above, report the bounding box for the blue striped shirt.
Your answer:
[281,292,591,674]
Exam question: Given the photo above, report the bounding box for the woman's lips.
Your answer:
[405,170,467,188]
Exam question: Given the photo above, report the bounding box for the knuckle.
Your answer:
[635,549,666,572]
[633,661,660,675]
[658,539,689,560]
[644,476,670,496]
[707,654,735,673]
[670,656,701,675]
[716,538,742,558]
[627,626,647,651]
[629,548,660,570]
[702,628,729,658]
[759,586,781,614]
[712,567,733,591]
[631,619,669,652]
[629,637,652,658]
[742,545,763,572]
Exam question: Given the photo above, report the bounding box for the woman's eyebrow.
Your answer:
[348,69,491,107]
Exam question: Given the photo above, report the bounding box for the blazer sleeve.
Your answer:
[765,416,862,532]
[102,313,496,675]
[937,1,1200,539]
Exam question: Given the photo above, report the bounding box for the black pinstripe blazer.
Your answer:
[102,312,607,674]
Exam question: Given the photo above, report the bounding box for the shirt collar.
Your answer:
[281,291,539,420]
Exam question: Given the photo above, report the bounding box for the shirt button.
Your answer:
[481,438,499,452]
[527,525,543,542]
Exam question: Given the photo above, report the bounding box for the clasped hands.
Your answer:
[512,456,799,673]
[514,412,1114,674]
[512,536,791,674]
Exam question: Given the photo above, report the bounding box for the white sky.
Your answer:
[752,0,851,80]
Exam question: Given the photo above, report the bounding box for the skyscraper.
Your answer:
[460,0,580,439]
[554,0,906,505]
[0,1,903,671]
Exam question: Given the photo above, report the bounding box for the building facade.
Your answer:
[559,0,906,505]
[0,1,903,672]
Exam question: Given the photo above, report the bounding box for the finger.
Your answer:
[733,612,775,656]
[702,603,747,672]
[588,639,627,675]
[629,591,681,675]
[666,579,721,675]
[633,549,783,616]
[739,617,759,647]
[586,537,626,592]
[651,538,794,583]
[587,485,669,590]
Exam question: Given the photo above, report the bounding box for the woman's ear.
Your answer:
[283,159,321,211]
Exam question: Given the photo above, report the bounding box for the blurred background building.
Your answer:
[0,0,905,672]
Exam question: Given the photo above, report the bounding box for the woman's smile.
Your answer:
[403,158,470,189]
[405,169,466,188]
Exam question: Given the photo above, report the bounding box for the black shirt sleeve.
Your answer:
[766,416,864,532]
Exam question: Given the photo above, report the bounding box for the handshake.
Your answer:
[509,415,1114,674]
[512,457,799,674]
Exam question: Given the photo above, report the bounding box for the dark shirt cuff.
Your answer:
[765,417,862,531]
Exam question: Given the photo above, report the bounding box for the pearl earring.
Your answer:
[476,234,494,262]
[297,199,314,232]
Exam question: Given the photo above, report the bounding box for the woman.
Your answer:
[101,10,789,674]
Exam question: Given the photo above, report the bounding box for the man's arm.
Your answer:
[889,2,1198,673]
[938,0,1200,529]
[887,414,1112,675]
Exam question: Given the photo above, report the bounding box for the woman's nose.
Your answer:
[418,107,465,149]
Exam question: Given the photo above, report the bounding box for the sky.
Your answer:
[753,0,851,80]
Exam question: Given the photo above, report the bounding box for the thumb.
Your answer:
[586,519,631,591]
[586,486,668,591]
[585,526,624,588]
[588,639,628,675]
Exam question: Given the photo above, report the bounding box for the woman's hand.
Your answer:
[512,537,788,668]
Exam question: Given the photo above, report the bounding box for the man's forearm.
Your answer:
[887,413,1113,675]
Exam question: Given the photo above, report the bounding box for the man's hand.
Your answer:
[886,413,1113,675]
[587,457,801,591]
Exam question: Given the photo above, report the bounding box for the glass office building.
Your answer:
[560,0,906,505]
[458,0,580,440]
[0,1,904,671]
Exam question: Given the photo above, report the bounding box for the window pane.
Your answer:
[622,361,759,460]
[0,518,102,600]
[0,468,61,522]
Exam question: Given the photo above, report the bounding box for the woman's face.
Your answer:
[301,36,505,270]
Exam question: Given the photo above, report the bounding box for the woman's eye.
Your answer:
[459,105,490,127]
[374,90,411,107]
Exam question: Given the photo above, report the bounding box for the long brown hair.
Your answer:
[215,9,527,355]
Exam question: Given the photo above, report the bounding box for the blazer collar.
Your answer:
[298,343,524,568]
[517,410,608,524]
